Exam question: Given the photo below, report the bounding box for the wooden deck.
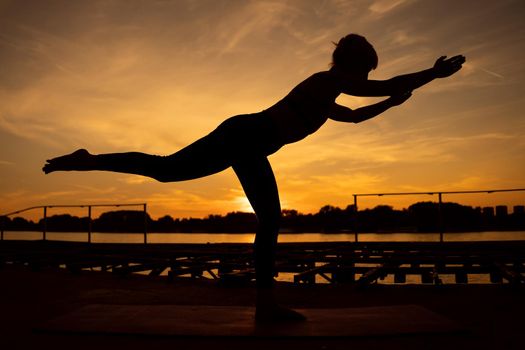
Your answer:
[1,240,524,286]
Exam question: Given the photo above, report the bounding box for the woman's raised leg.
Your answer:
[43,129,234,182]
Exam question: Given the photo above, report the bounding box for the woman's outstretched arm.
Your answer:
[328,91,412,124]
[343,55,466,97]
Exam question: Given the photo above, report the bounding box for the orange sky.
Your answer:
[1,0,524,220]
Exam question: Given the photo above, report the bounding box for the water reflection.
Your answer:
[3,231,525,243]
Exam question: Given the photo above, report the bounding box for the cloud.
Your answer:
[201,1,300,54]
[368,0,409,15]
[118,176,154,185]
[0,160,14,166]
[276,171,388,212]
[140,187,248,218]
[0,113,64,148]
[388,29,426,47]
[276,122,464,174]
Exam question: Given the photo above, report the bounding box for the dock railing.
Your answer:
[0,203,148,244]
[352,188,525,243]
[2,188,525,244]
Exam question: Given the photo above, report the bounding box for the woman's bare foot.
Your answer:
[43,149,94,174]
[255,304,306,324]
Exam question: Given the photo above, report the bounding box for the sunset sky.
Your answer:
[1,0,524,220]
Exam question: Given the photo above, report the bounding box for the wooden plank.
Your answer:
[293,264,333,284]
[494,262,525,285]
[357,262,400,285]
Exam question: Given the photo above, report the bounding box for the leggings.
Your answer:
[92,113,283,288]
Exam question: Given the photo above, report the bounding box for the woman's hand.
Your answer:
[388,90,412,106]
[433,55,466,78]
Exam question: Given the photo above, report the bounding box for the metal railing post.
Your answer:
[438,193,444,242]
[88,206,92,243]
[353,194,358,242]
[143,203,148,244]
[351,188,525,242]
[1,203,149,242]
[43,206,47,241]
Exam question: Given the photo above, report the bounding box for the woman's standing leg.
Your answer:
[233,157,305,322]
[233,157,280,288]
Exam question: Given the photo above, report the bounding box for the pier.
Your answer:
[1,240,524,286]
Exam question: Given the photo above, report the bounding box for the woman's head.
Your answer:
[331,34,378,74]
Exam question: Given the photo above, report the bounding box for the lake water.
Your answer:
[3,230,525,243]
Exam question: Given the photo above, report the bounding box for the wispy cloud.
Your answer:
[118,176,154,185]
[368,0,409,16]
[479,68,504,79]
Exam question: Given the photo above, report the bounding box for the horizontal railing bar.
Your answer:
[353,188,525,197]
[1,203,147,218]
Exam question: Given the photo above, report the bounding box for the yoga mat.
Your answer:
[38,304,463,337]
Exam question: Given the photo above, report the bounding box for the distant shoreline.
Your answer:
[4,229,525,234]
[3,201,524,234]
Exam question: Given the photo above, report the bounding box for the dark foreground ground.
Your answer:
[1,265,523,350]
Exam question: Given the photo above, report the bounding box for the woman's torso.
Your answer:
[264,71,342,145]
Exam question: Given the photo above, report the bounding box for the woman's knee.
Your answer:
[148,156,175,183]
[258,211,281,234]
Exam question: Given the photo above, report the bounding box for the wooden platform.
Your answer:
[1,240,524,285]
[37,304,463,337]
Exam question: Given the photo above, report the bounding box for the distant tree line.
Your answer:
[1,202,524,233]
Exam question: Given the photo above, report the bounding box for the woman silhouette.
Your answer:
[43,34,465,323]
